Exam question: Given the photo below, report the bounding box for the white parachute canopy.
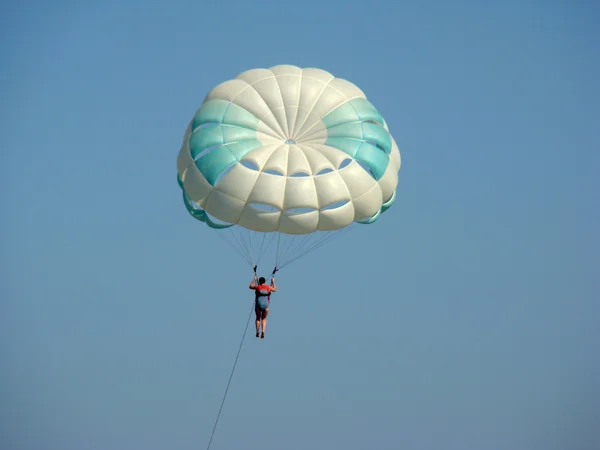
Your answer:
[176,65,401,269]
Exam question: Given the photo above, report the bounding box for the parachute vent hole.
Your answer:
[290,172,310,178]
[338,158,352,169]
[194,144,222,161]
[364,139,387,153]
[284,139,297,145]
[214,164,236,185]
[188,197,202,210]
[321,200,350,211]
[364,119,384,127]
[206,213,233,226]
[286,207,317,215]
[249,203,281,213]
[357,160,377,180]
[315,168,334,176]
[240,159,259,171]
[264,169,284,176]
[194,122,219,132]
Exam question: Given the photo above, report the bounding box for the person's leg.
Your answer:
[255,306,262,337]
[261,308,269,338]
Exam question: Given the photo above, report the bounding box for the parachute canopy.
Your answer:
[176,65,401,268]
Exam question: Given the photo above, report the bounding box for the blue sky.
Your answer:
[1,1,599,449]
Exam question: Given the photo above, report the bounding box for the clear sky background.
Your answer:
[1,1,599,449]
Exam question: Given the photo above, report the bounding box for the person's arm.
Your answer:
[270,277,277,292]
[249,275,258,289]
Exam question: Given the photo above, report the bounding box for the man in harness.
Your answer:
[249,268,277,339]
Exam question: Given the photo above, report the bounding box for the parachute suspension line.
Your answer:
[231,229,252,265]
[277,224,357,271]
[281,235,300,262]
[255,233,267,266]
[275,233,282,268]
[283,233,317,263]
[211,229,253,267]
[256,233,267,263]
[256,232,277,267]
[206,301,255,450]
[212,221,356,272]
[256,232,269,265]
[277,235,333,270]
[242,230,253,260]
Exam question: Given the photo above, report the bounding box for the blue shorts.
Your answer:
[256,297,270,310]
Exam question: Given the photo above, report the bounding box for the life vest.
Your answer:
[255,284,271,302]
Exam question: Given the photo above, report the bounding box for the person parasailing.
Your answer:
[249,266,277,339]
